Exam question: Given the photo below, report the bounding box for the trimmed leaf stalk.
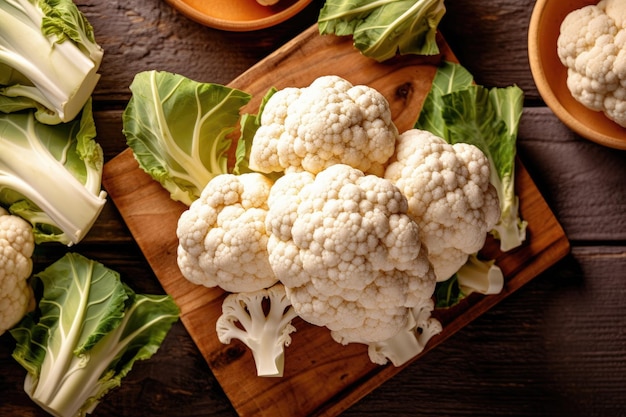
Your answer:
[0,114,106,244]
[0,0,102,123]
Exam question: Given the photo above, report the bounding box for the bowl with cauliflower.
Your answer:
[528,0,626,150]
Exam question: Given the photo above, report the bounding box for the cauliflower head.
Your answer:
[557,0,626,127]
[384,129,500,282]
[248,75,398,177]
[1,207,35,335]
[265,163,436,345]
[176,173,278,293]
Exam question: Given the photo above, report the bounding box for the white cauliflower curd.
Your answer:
[0,207,35,335]
[557,0,626,127]
[385,129,500,282]
[264,163,437,346]
[176,173,278,293]
[173,74,509,372]
[248,75,398,177]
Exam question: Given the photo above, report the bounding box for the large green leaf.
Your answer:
[415,61,474,138]
[318,0,446,62]
[123,70,251,206]
[11,253,180,417]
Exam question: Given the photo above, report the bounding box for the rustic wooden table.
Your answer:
[1,0,625,416]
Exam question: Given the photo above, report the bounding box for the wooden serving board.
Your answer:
[102,24,570,417]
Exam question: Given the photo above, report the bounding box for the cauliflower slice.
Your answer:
[385,129,500,282]
[265,163,437,347]
[557,0,626,127]
[0,207,35,335]
[249,75,398,177]
[176,173,278,293]
[216,284,297,377]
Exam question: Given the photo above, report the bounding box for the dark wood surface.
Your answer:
[1,0,625,416]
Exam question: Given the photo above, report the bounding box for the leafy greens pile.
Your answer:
[1,3,180,416]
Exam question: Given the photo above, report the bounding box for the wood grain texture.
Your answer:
[517,108,626,242]
[77,0,539,104]
[78,0,326,103]
[101,25,569,417]
[344,246,626,417]
[439,0,538,98]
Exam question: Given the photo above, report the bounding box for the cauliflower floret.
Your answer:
[0,207,35,335]
[249,75,399,177]
[265,163,436,345]
[176,173,278,293]
[384,129,500,282]
[557,0,626,127]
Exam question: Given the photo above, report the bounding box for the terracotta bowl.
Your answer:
[528,0,626,150]
[165,0,313,32]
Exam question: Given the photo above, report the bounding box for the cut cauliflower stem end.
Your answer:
[248,75,398,176]
[368,298,442,367]
[176,173,278,293]
[0,207,36,335]
[456,253,504,296]
[557,0,626,127]
[216,284,298,377]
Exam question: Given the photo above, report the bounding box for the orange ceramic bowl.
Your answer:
[528,0,626,150]
[165,0,313,32]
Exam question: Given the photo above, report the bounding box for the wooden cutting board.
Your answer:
[102,24,570,417]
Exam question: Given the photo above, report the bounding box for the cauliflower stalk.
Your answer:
[10,253,180,417]
[216,284,297,377]
[557,0,626,127]
[368,298,442,366]
[0,207,35,335]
